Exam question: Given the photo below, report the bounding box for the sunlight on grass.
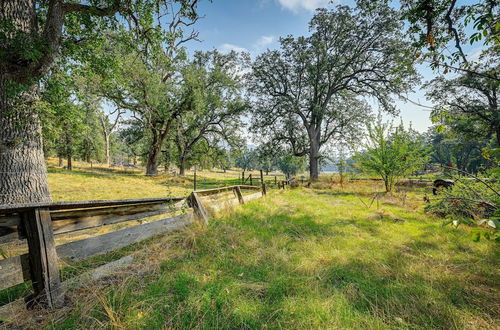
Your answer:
[29,183,498,329]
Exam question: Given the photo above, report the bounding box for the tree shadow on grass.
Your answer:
[320,246,498,329]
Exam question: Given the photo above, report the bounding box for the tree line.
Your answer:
[1,0,498,204]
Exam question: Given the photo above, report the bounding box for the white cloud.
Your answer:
[277,0,330,12]
[218,43,248,54]
[253,35,275,50]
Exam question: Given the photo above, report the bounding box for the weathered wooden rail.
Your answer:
[0,184,265,314]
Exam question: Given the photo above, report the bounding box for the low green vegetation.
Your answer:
[34,184,498,329]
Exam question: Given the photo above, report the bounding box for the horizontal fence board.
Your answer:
[0,214,20,227]
[0,200,185,241]
[239,185,261,190]
[208,198,240,212]
[0,214,191,291]
[56,213,192,263]
[195,185,260,196]
[0,254,30,291]
[51,202,183,235]
[244,192,263,202]
[0,197,185,214]
[195,186,236,196]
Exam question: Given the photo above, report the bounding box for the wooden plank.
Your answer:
[209,198,240,212]
[0,197,185,213]
[0,214,21,241]
[0,201,184,242]
[234,186,244,204]
[63,255,135,290]
[194,186,236,196]
[51,202,181,235]
[0,213,20,227]
[21,208,63,308]
[0,213,190,292]
[56,213,191,263]
[244,192,262,202]
[0,254,31,291]
[187,193,209,224]
[239,185,261,190]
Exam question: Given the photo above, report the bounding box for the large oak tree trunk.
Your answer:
[0,0,62,204]
[0,88,51,204]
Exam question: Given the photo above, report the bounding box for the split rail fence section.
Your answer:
[0,184,264,313]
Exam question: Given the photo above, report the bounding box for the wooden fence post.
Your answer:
[242,171,245,184]
[187,192,209,225]
[22,208,63,308]
[260,170,266,196]
[194,166,197,191]
[234,186,244,204]
[249,174,253,185]
[274,176,277,185]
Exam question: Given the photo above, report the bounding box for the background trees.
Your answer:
[250,5,417,180]
[0,0,202,204]
[426,52,499,145]
[171,50,248,175]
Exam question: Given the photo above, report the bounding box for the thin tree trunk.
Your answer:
[496,124,500,146]
[104,133,110,167]
[64,125,73,170]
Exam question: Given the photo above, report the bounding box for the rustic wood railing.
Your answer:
[0,184,265,313]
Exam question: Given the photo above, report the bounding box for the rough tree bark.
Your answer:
[145,128,166,176]
[0,89,52,204]
[178,156,186,176]
[0,0,55,204]
[307,127,321,180]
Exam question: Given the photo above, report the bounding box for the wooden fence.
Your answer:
[0,185,264,314]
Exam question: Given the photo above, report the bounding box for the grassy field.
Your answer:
[46,158,281,201]
[5,174,498,329]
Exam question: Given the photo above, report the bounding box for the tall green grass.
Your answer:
[34,186,499,329]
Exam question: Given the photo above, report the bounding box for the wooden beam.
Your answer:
[56,214,191,263]
[0,254,31,291]
[0,197,185,213]
[0,214,191,292]
[187,192,209,224]
[21,208,63,308]
[244,192,262,202]
[234,186,244,204]
[51,202,181,235]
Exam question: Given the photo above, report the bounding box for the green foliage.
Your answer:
[276,153,306,177]
[355,119,429,192]
[250,4,417,178]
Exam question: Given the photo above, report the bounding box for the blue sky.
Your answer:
[185,0,437,133]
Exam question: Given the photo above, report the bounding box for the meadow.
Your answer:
[2,163,498,329]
